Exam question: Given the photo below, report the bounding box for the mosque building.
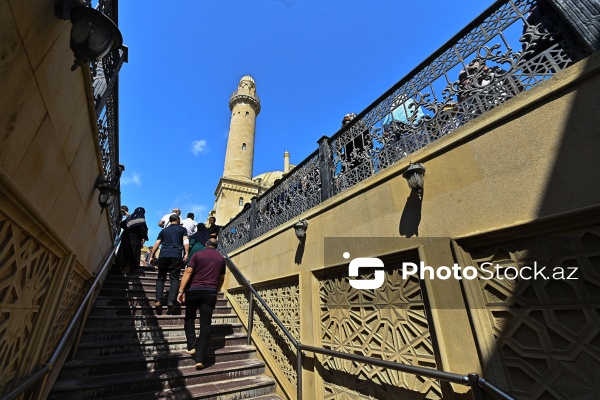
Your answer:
[211,75,294,223]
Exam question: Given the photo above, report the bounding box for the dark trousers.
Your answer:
[155,257,182,305]
[184,290,217,364]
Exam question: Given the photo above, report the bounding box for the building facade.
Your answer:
[0,0,123,397]
[217,2,600,399]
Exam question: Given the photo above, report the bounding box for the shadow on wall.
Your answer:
[295,238,306,264]
[399,189,422,238]
[535,56,600,218]
[467,55,600,399]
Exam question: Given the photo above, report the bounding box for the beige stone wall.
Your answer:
[0,0,113,269]
[224,53,600,399]
[0,0,115,394]
[214,177,260,225]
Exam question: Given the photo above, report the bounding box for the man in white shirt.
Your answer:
[158,208,181,228]
[181,213,198,236]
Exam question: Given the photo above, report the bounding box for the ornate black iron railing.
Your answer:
[90,0,127,237]
[220,0,597,253]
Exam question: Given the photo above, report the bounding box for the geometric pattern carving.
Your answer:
[318,260,442,400]
[0,214,61,391]
[42,270,88,361]
[466,227,600,399]
[230,278,300,387]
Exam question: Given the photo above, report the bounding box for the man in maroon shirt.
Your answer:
[177,238,226,369]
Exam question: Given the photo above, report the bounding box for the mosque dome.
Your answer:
[240,75,255,84]
[253,171,284,187]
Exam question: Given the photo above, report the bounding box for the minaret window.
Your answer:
[242,143,246,150]
[245,111,249,118]
[239,197,244,206]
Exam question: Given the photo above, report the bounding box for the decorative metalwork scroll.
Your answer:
[90,0,125,237]
[219,0,591,251]
[220,208,252,254]
[221,151,322,253]
[330,0,589,196]
[254,151,321,238]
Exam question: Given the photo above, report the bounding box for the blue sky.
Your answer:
[117,1,494,242]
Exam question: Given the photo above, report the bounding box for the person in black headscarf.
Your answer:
[188,223,211,262]
[117,207,149,275]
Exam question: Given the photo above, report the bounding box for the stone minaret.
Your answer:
[223,76,261,181]
[213,76,262,224]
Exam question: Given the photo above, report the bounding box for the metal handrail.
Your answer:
[1,236,121,400]
[220,249,299,348]
[219,247,516,400]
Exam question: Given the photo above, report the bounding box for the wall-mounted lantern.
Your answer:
[94,164,124,210]
[402,162,426,200]
[55,0,123,71]
[294,219,308,241]
[94,175,119,209]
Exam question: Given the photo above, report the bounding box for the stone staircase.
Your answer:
[49,266,282,399]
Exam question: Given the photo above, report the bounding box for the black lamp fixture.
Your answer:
[94,164,124,210]
[94,175,119,209]
[55,0,123,71]
[402,162,426,200]
[294,219,309,241]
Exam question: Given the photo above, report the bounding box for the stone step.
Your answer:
[98,287,172,298]
[103,275,186,286]
[88,304,233,317]
[251,395,285,400]
[74,333,248,359]
[100,281,181,291]
[50,359,267,400]
[108,266,169,275]
[98,285,226,298]
[81,322,244,341]
[51,268,278,399]
[93,295,227,308]
[83,313,240,329]
[105,268,201,280]
[99,375,277,400]
[58,345,257,379]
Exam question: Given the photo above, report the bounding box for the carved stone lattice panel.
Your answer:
[465,229,600,399]
[230,278,300,387]
[0,214,61,389]
[318,263,442,400]
[42,271,89,361]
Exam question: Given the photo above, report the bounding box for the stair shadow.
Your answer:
[87,266,192,398]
